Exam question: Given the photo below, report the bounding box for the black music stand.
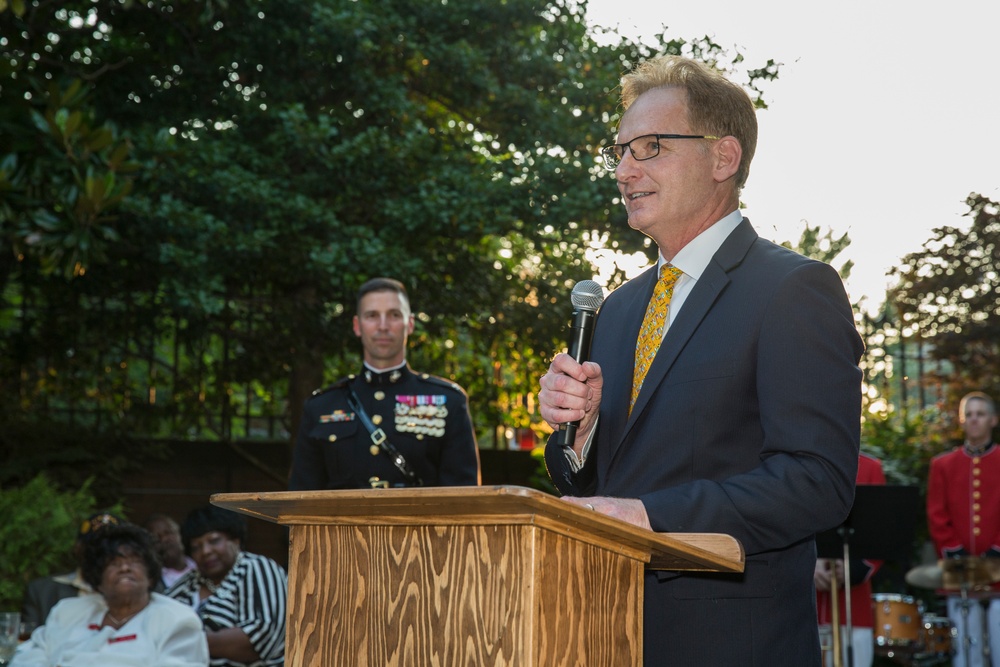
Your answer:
[816,485,922,667]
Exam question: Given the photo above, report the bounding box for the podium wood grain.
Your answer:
[213,485,743,666]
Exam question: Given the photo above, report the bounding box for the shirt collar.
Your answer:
[658,209,743,279]
[53,569,94,594]
[363,360,406,374]
[362,361,410,385]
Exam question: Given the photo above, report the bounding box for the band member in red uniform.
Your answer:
[927,391,1000,667]
[815,452,886,667]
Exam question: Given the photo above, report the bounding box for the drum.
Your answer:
[873,593,923,652]
[917,615,956,662]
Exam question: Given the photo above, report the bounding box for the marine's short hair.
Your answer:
[356,277,411,314]
[959,391,997,418]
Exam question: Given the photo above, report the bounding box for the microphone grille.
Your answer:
[570,279,605,312]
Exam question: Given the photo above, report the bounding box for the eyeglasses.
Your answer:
[600,133,720,169]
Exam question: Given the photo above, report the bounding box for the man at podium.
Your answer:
[538,55,863,665]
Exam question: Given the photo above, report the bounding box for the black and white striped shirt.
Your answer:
[167,552,287,667]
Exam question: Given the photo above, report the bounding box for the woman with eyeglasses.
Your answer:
[166,505,287,667]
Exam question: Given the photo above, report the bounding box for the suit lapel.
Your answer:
[603,266,658,447]
[610,219,759,458]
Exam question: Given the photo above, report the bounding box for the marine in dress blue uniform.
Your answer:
[289,364,480,489]
[288,277,480,489]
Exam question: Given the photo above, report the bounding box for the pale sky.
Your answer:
[585,0,1000,313]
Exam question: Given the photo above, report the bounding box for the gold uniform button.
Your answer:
[372,414,383,425]
[370,445,380,456]
[374,391,385,401]
[974,515,981,523]
[974,527,982,536]
[328,435,337,442]
[974,491,982,499]
[973,479,981,488]
[973,467,981,476]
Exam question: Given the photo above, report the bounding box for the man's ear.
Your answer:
[713,136,742,183]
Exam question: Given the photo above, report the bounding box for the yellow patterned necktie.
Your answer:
[630,264,683,414]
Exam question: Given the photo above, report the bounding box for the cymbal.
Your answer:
[940,556,1000,590]
[905,563,943,589]
[905,557,1000,591]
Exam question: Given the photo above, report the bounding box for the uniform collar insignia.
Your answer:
[362,364,409,385]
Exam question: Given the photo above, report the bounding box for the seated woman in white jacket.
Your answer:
[13,522,208,667]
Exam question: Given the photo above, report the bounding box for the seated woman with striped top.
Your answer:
[167,505,287,667]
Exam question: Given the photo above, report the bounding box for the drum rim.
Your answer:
[875,637,920,647]
[922,617,952,627]
[872,592,917,603]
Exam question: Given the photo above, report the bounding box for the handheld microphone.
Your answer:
[557,279,605,447]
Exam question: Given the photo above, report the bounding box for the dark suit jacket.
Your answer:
[546,219,863,666]
[21,573,84,626]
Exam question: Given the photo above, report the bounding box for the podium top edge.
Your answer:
[211,485,744,574]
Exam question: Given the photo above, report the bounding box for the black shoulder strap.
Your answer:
[345,387,424,487]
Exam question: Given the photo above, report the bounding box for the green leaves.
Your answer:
[2,0,766,452]
[6,77,137,278]
[0,473,128,610]
[889,194,1000,402]
[0,0,27,17]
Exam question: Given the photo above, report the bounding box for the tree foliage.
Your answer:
[1,1,776,463]
[0,474,123,610]
[889,193,1000,402]
[780,222,853,281]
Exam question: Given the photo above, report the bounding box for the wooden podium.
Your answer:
[212,485,744,666]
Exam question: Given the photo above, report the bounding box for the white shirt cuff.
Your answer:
[562,419,597,471]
